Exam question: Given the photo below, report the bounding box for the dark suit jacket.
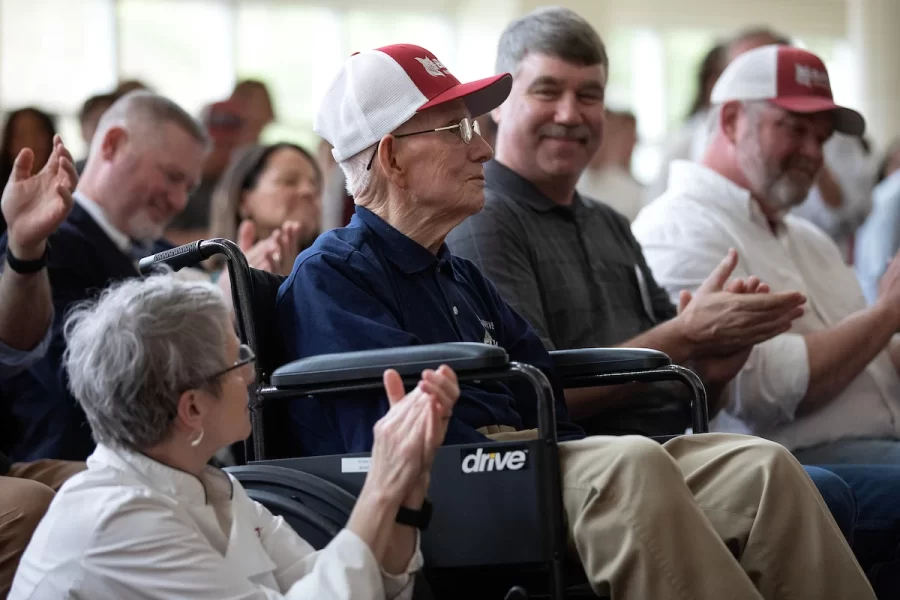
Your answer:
[0,203,171,461]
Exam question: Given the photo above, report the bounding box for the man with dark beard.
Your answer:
[633,44,900,467]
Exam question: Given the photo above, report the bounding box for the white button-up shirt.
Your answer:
[10,444,421,600]
[632,160,900,451]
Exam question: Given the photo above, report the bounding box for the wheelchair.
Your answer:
[140,238,709,599]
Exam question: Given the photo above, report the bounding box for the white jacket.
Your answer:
[10,444,421,600]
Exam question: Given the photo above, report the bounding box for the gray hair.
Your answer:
[339,144,377,199]
[496,6,608,77]
[90,90,210,157]
[64,275,232,451]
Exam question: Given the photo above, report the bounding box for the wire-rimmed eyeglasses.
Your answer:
[205,343,257,383]
[366,117,483,170]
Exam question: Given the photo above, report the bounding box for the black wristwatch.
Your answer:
[5,243,49,274]
[395,497,433,531]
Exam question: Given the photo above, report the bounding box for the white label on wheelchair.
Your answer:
[341,457,371,473]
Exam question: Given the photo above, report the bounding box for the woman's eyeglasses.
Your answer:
[205,344,257,383]
[366,117,483,170]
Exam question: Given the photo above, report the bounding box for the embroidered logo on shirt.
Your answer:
[255,527,261,538]
[415,57,449,78]
[478,317,498,346]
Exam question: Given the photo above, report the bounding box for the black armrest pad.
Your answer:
[271,342,508,388]
[550,348,671,378]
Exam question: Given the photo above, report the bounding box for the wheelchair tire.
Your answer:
[245,488,340,550]
[229,465,438,600]
[228,464,357,530]
[228,464,357,549]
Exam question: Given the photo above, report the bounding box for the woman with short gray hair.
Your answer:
[10,275,459,600]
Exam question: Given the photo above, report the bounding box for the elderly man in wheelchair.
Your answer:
[230,44,871,599]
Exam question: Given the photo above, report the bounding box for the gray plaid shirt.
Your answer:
[448,160,677,352]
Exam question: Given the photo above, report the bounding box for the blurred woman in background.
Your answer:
[0,108,56,235]
[855,139,900,303]
[209,143,322,273]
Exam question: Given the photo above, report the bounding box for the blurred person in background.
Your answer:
[634,44,900,466]
[0,91,210,463]
[10,274,456,600]
[792,131,877,263]
[76,93,119,174]
[167,80,276,247]
[0,134,83,597]
[855,139,900,302]
[209,142,322,274]
[167,99,246,246]
[115,79,152,95]
[0,109,57,236]
[231,79,276,146]
[576,109,645,221]
[648,42,726,200]
[654,27,875,261]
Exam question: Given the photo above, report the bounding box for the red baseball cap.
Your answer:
[314,44,512,162]
[711,44,865,136]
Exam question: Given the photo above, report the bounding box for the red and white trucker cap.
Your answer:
[314,44,513,162]
[711,44,865,136]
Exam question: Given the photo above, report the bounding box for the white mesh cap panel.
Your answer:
[314,50,428,162]
[710,44,779,105]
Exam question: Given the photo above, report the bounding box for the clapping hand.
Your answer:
[2,135,78,260]
[676,249,805,357]
[236,218,303,276]
[367,365,459,507]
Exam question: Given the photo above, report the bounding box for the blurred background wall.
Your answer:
[1,0,896,185]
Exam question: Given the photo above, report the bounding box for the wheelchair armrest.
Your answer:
[270,342,509,388]
[552,348,709,434]
[550,348,671,379]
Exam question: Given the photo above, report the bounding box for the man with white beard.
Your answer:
[633,45,900,466]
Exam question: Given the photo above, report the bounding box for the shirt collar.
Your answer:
[485,160,582,218]
[667,160,785,236]
[73,190,131,253]
[88,443,234,506]
[354,205,455,275]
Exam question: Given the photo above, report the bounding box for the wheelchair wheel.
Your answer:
[227,464,356,549]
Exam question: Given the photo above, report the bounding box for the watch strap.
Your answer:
[5,243,49,274]
[395,497,433,530]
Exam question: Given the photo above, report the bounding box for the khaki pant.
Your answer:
[0,460,85,599]
[559,433,874,599]
[478,428,874,599]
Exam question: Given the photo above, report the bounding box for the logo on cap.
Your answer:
[795,64,830,90]
[415,56,449,78]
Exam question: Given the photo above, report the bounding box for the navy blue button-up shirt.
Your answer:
[276,206,583,456]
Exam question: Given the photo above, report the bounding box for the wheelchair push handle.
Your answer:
[138,238,246,275]
[138,240,206,274]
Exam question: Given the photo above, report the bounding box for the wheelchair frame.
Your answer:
[140,238,709,599]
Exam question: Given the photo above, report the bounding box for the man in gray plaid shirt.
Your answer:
[446,8,806,431]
